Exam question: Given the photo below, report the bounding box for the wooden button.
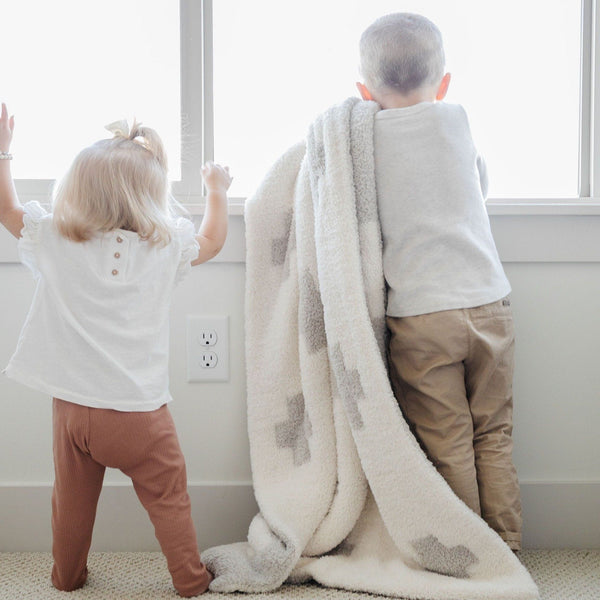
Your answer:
[112,269,118,276]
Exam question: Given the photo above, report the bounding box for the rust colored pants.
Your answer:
[51,398,211,596]
[387,298,522,550]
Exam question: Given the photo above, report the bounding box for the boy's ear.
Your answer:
[436,72,451,101]
[356,82,374,101]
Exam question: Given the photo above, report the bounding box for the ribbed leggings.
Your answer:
[51,398,211,596]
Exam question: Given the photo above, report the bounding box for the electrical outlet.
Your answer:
[200,330,217,346]
[200,351,218,368]
[187,316,229,382]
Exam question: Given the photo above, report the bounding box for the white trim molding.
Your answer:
[0,483,258,553]
[1,481,598,551]
[2,209,600,266]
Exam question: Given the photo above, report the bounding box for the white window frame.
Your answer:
[585,0,600,202]
[12,1,230,212]
[12,0,600,217]
[487,0,600,215]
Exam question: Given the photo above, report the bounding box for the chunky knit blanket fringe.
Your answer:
[201,98,539,600]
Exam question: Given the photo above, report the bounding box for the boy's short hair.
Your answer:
[359,13,445,95]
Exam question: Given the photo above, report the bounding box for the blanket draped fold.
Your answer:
[202,98,539,600]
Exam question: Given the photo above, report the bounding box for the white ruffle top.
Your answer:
[4,201,199,411]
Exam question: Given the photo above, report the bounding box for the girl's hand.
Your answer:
[0,103,15,153]
[0,102,23,239]
[201,161,232,193]
[192,162,230,265]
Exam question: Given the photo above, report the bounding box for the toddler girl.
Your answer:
[0,103,231,596]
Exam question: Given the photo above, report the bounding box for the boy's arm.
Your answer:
[476,154,489,200]
[0,103,24,239]
[191,162,232,265]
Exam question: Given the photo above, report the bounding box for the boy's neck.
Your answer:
[373,88,437,110]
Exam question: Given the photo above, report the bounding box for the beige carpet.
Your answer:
[1,550,599,599]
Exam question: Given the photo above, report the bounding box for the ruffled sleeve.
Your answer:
[18,201,49,278]
[174,217,200,285]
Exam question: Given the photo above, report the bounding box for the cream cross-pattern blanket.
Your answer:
[202,98,539,600]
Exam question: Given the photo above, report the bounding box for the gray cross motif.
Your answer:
[350,101,379,226]
[275,394,313,466]
[331,344,365,430]
[271,209,294,267]
[308,119,326,181]
[412,535,479,579]
[310,141,326,178]
[300,269,327,354]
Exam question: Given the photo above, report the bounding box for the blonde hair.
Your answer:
[53,121,175,246]
[360,13,445,95]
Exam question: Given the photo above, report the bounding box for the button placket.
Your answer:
[111,234,128,279]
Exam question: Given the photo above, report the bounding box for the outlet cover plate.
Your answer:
[186,315,229,382]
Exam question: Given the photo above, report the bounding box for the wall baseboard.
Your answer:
[520,481,600,548]
[1,481,598,551]
[0,483,259,552]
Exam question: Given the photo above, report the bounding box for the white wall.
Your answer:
[0,211,599,551]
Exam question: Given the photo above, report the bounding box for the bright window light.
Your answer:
[214,0,581,199]
[4,1,181,181]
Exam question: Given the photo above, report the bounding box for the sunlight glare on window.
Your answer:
[213,0,581,199]
[4,1,180,181]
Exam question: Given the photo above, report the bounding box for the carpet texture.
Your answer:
[0,550,598,599]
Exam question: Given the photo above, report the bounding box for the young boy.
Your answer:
[357,13,522,551]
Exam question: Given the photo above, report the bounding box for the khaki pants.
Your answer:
[387,298,522,550]
[51,398,211,596]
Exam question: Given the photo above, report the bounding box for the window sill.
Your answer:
[186,198,600,217]
[183,199,246,216]
[13,195,600,218]
[486,198,600,216]
[2,198,600,265]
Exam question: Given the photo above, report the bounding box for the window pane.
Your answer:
[214,0,581,199]
[4,0,181,180]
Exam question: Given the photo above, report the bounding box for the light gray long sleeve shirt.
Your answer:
[374,102,510,317]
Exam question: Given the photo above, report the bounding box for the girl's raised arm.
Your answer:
[0,103,24,239]
[191,162,232,265]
